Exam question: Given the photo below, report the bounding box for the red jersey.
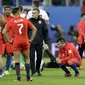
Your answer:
[58,42,81,62]
[0,25,4,44]
[0,14,5,44]
[81,6,85,13]
[4,16,14,22]
[5,16,33,40]
[77,21,85,44]
[4,16,14,40]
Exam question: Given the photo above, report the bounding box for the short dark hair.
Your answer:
[33,8,40,13]
[33,0,39,7]
[12,7,19,15]
[81,13,85,17]
[17,5,23,12]
[56,37,66,43]
[4,5,11,10]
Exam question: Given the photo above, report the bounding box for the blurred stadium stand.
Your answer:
[44,6,81,41]
[0,0,85,56]
[1,0,43,6]
[0,0,83,41]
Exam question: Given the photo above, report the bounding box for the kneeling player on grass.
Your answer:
[2,7,37,81]
[56,37,82,77]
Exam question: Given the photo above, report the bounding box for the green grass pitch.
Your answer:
[0,58,85,85]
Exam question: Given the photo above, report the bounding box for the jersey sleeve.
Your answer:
[27,20,33,29]
[78,23,85,36]
[58,49,63,59]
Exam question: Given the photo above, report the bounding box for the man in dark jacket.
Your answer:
[29,8,49,76]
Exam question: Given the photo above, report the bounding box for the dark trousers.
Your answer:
[45,49,56,62]
[30,43,43,74]
[78,43,85,58]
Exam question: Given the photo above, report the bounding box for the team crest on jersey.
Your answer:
[38,20,42,24]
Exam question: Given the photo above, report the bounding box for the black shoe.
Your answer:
[31,73,36,76]
[16,77,21,81]
[37,72,42,76]
[75,73,80,78]
[27,78,33,81]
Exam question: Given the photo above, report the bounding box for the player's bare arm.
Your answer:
[0,14,7,42]
[29,25,37,42]
[2,28,12,43]
[0,14,6,30]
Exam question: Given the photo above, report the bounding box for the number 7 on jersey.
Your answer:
[17,24,23,35]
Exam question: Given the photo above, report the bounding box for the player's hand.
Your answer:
[8,40,12,44]
[56,58,61,64]
[29,40,32,43]
[11,39,14,44]
[8,39,14,44]
[43,43,49,50]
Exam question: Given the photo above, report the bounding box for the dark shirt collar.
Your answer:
[31,16,41,21]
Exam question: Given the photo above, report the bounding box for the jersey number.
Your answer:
[17,24,23,35]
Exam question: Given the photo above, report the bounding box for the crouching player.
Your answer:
[56,37,82,77]
[2,7,37,81]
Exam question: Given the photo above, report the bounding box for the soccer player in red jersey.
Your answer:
[4,6,14,75]
[77,13,85,70]
[2,7,37,81]
[56,37,82,77]
[0,14,6,78]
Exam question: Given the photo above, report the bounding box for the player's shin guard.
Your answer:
[59,64,70,74]
[15,63,21,80]
[70,63,79,75]
[25,64,30,79]
[6,55,12,70]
